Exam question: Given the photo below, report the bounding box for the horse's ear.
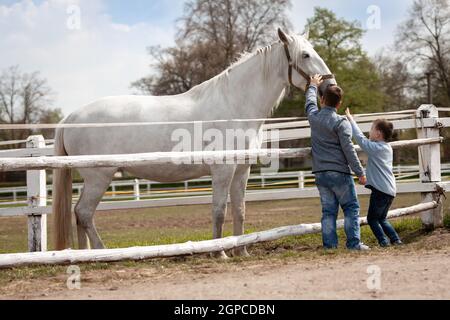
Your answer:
[278,28,290,45]
[303,27,310,40]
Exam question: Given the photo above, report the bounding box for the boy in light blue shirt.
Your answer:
[345,109,403,247]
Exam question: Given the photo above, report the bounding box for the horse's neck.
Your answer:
[188,43,288,120]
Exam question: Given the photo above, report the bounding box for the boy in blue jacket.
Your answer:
[345,108,403,247]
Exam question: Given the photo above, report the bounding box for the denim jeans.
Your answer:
[368,187,401,246]
[315,171,361,249]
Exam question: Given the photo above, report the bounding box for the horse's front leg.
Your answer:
[210,165,236,259]
[230,165,251,257]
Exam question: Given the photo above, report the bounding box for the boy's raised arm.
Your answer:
[305,85,319,118]
[336,120,365,178]
[305,75,323,118]
[345,108,382,154]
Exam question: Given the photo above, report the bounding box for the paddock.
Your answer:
[0,105,448,269]
[1,195,450,300]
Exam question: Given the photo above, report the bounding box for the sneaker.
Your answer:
[392,240,404,246]
[349,243,371,251]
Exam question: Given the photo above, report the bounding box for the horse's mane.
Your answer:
[188,35,304,100]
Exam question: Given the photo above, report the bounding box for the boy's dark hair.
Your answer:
[374,119,394,141]
[323,85,344,107]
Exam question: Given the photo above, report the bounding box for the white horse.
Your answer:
[53,29,336,258]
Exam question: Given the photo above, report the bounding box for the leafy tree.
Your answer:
[275,7,385,117]
[307,7,383,113]
[307,7,365,71]
[132,0,292,95]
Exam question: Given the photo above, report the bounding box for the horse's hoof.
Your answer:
[232,247,250,257]
[210,251,229,260]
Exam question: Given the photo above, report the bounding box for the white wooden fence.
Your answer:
[1,163,447,205]
[0,104,448,256]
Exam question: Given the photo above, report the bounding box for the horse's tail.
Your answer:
[53,127,73,250]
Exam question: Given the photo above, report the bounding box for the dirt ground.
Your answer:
[1,196,449,300]
[2,229,450,300]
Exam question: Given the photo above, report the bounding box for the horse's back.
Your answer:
[60,94,211,182]
[66,95,193,123]
[62,95,195,155]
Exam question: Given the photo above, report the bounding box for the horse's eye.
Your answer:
[303,53,310,59]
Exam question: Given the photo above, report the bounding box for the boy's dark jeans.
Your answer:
[368,187,401,246]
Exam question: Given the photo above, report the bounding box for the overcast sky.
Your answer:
[0,0,415,116]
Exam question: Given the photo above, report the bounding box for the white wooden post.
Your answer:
[26,135,47,252]
[134,179,140,201]
[298,171,305,189]
[416,105,443,229]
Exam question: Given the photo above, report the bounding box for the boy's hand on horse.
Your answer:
[310,74,324,87]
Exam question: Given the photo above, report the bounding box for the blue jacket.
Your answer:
[350,120,397,197]
[305,85,364,177]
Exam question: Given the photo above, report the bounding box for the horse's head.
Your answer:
[278,28,337,96]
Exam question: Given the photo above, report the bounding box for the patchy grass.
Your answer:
[0,193,448,288]
[444,214,450,229]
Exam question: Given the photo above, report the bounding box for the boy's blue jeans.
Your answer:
[315,171,361,249]
[368,187,401,246]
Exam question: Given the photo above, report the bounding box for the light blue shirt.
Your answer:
[350,120,397,197]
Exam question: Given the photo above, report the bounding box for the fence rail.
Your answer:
[2,163,448,205]
[0,104,447,253]
[0,200,440,268]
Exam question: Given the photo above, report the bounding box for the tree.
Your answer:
[307,7,365,72]
[132,0,292,95]
[38,107,64,140]
[396,0,450,106]
[374,52,415,111]
[275,7,384,116]
[0,66,61,143]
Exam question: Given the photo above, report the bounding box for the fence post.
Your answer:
[298,171,305,189]
[26,135,47,252]
[416,105,443,229]
[134,179,140,201]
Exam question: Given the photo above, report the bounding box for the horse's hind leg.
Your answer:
[75,168,116,250]
[230,165,251,257]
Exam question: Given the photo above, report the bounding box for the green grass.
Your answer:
[0,193,448,286]
[445,214,450,229]
[0,216,430,288]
